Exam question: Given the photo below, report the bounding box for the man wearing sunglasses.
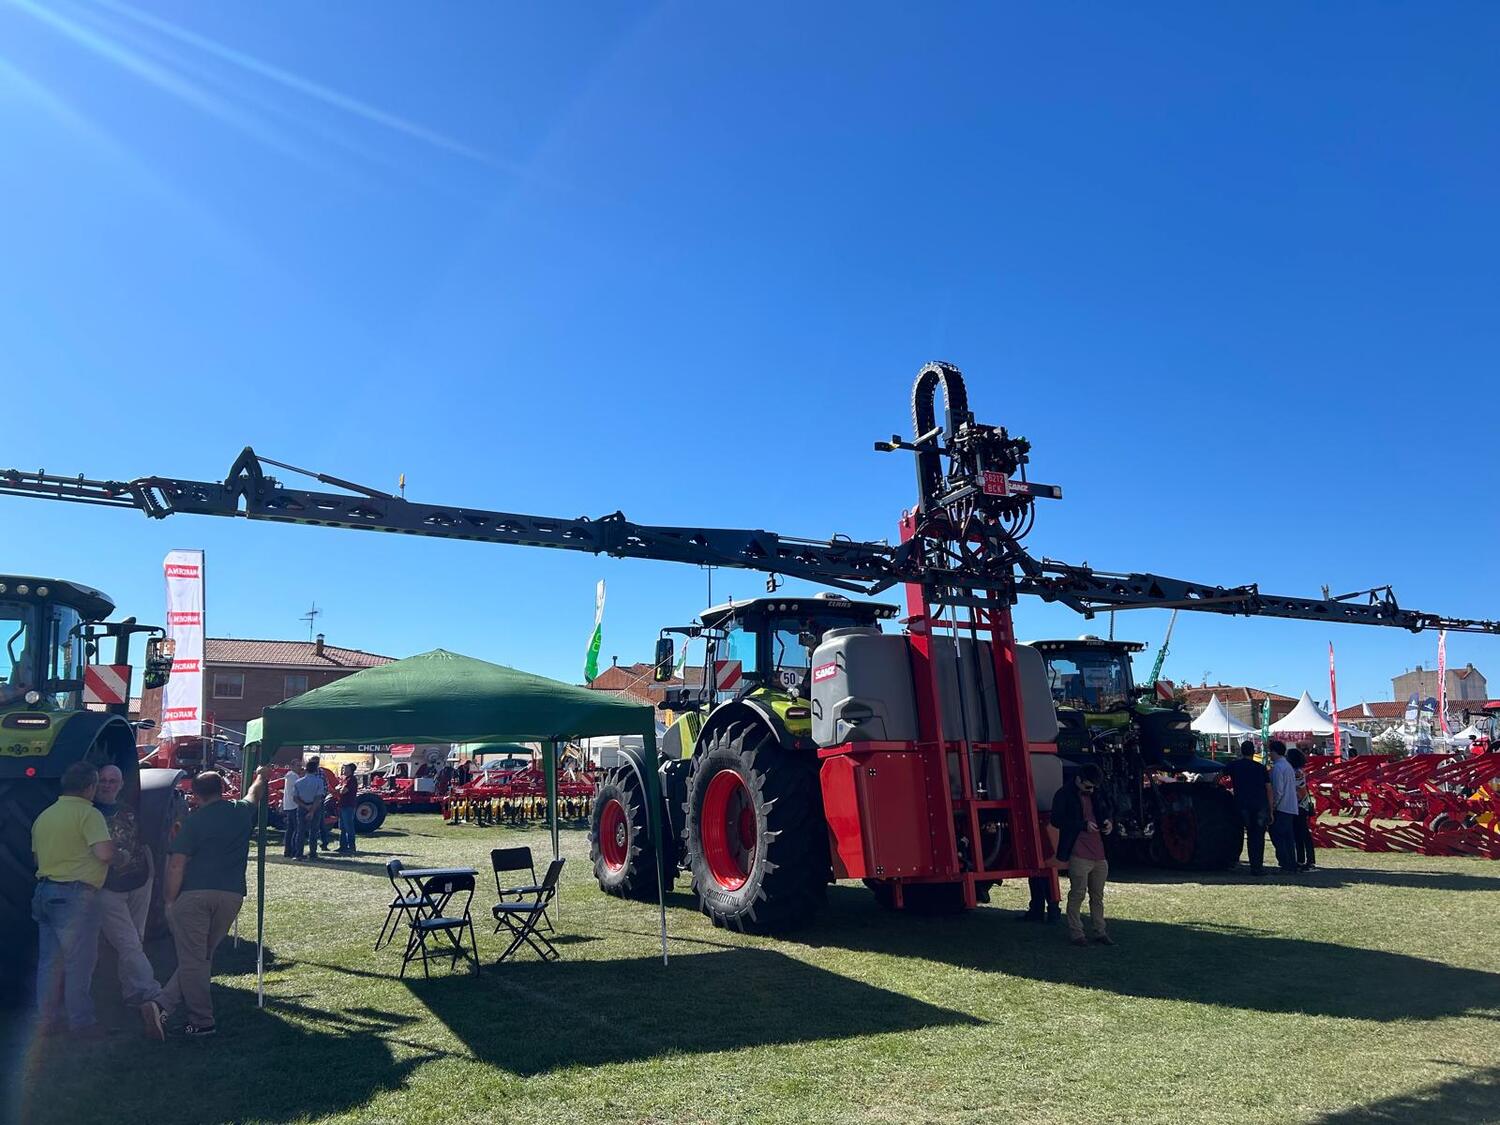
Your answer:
[1048,764,1115,947]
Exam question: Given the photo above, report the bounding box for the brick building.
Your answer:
[1391,663,1487,705]
[138,633,393,743]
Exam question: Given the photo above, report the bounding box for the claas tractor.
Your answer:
[1032,636,1243,869]
[588,591,1062,932]
[0,575,181,1004]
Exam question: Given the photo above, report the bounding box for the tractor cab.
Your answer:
[654,593,898,704]
[0,576,113,712]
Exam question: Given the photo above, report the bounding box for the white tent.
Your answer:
[1450,723,1485,745]
[1191,693,1258,737]
[1270,691,1339,736]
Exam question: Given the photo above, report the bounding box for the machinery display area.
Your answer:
[4,363,1497,944]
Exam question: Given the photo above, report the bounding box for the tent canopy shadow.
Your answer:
[407,945,981,1075]
[802,887,1500,1023]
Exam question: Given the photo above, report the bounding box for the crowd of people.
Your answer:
[30,760,269,1040]
[1224,739,1318,875]
[279,757,362,860]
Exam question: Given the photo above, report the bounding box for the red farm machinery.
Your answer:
[3,362,1497,935]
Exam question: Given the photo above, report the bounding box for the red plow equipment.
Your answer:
[1306,750,1500,859]
[443,764,597,827]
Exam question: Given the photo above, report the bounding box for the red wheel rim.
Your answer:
[599,798,628,872]
[701,769,756,891]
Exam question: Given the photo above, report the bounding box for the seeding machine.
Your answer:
[4,362,1498,936]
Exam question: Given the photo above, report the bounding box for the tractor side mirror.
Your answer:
[653,636,674,682]
[133,718,157,731]
[143,636,176,691]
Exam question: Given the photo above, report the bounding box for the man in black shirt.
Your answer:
[1222,741,1273,875]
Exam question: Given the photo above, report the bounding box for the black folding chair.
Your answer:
[491,846,553,933]
[376,858,433,951]
[400,873,480,978]
[492,857,564,963]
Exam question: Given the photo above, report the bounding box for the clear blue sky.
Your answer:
[3,2,1497,705]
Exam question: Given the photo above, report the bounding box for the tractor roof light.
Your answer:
[24,691,40,705]
[36,586,48,597]
[16,584,28,595]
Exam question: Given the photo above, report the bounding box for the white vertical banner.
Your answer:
[162,549,205,740]
[1437,629,1449,735]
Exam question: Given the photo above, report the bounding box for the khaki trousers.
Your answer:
[160,889,243,1028]
[1065,856,1108,940]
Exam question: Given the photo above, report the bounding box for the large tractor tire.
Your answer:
[137,767,186,939]
[589,769,672,901]
[1151,782,1244,871]
[683,723,828,934]
[0,778,60,1006]
[353,792,388,834]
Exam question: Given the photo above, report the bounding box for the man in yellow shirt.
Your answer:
[31,761,115,1036]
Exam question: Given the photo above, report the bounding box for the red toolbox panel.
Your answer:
[820,745,937,879]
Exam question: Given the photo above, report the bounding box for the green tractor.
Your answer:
[0,576,180,1005]
[589,592,898,933]
[1031,636,1243,869]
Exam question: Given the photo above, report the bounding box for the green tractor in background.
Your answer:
[588,593,897,933]
[0,575,180,1005]
[1031,636,1243,870]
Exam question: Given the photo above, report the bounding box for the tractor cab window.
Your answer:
[1045,652,1131,711]
[0,602,37,707]
[769,625,811,692]
[48,604,83,709]
[714,621,757,697]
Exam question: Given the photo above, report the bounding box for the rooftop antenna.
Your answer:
[300,602,322,642]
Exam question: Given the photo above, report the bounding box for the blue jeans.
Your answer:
[338,807,357,852]
[1268,813,1297,871]
[31,879,103,1030]
[283,807,302,857]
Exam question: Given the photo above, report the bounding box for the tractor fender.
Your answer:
[697,699,800,755]
[0,710,138,782]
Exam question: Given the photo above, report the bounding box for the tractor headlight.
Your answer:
[36,586,48,597]
[24,690,41,705]
[16,585,28,596]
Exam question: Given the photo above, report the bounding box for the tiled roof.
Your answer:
[205,638,394,669]
[1342,698,1499,721]
[1181,685,1297,708]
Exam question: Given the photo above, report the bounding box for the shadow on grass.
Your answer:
[18,985,443,1125]
[405,945,980,1075]
[1112,864,1500,894]
[800,887,1500,1023]
[1313,1063,1500,1123]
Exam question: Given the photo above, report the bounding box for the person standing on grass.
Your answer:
[293,756,328,861]
[141,766,268,1041]
[1286,747,1317,872]
[30,761,114,1038]
[1048,764,1115,947]
[93,765,165,1032]
[1223,741,1273,875]
[337,762,359,854]
[1266,740,1300,873]
[280,761,303,858]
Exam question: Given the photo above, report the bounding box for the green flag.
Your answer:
[584,579,605,683]
[1261,697,1271,747]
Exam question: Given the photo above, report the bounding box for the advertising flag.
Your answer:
[583,579,605,683]
[161,549,205,740]
[1437,630,1449,734]
[1328,641,1342,763]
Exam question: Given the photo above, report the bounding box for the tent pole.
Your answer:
[643,728,668,965]
[547,739,560,926]
[246,738,267,1009]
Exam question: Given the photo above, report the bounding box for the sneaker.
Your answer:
[1017,910,1044,923]
[182,1024,217,1039]
[1091,934,1116,946]
[1046,905,1061,924]
[139,1000,166,1042]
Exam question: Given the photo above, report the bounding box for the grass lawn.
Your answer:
[6,816,1499,1124]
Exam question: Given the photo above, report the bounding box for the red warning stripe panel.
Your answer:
[83,664,130,705]
[714,659,742,691]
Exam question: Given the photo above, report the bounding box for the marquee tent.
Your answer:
[1190,693,1258,737]
[1269,691,1339,736]
[241,649,670,1003]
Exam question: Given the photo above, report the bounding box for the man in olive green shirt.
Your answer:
[142,766,267,1040]
[31,761,115,1036]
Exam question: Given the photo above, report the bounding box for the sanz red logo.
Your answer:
[812,662,838,683]
[981,471,1009,496]
[167,611,201,626]
[165,565,200,579]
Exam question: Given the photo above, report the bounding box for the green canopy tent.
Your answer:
[240,649,668,1004]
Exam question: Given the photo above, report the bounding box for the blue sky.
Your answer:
[2,2,1497,705]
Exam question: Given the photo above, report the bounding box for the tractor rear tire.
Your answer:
[590,769,672,901]
[0,778,61,1006]
[684,723,828,934]
[354,792,387,834]
[1152,782,1243,871]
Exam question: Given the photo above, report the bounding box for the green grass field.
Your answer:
[8,816,1499,1124]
